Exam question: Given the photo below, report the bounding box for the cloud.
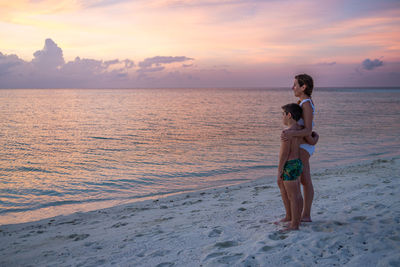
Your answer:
[32,39,65,70]
[137,56,194,74]
[0,52,24,76]
[138,56,194,68]
[0,39,195,88]
[79,0,132,9]
[137,66,165,73]
[0,39,136,88]
[1,39,399,88]
[362,58,384,70]
[316,62,336,66]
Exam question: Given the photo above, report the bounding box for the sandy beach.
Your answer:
[1,157,399,266]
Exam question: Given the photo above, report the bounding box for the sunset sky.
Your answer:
[0,0,399,88]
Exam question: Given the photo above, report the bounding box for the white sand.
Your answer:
[1,157,399,266]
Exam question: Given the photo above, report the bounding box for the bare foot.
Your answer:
[301,217,312,222]
[287,225,299,231]
[280,225,299,232]
[274,217,291,225]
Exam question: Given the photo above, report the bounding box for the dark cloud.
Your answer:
[0,52,24,76]
[362,58,383,70]
[137,66,165,73]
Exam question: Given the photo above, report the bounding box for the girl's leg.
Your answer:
[283,180,303,230]
[277,178,291,222]
[300,149,314,222]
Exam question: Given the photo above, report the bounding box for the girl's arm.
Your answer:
[278,136,290,179]
[281,102,313,139]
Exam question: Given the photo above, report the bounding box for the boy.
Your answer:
[277,103,304,230]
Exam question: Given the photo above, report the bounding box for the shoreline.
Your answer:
[0,173,267,227]
[1,157,399,266]
[1,154,398,227]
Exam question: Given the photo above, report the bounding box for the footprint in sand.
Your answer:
[260,245,275,252]
[268,231,288,240]
[156,262,174,267]
[379,218,393,224]
[333,221,347,226]
[154,217,174,223]
[214,241,239,249]
[204,252,225,261]
[68,234,90,241]
[312,224,334,233]
[215,253,244,265]
[111,222,128,228]
[241,255,259,267]
[374,204,386,209]
[56,219,82,226]
[150,250,171,257]
[208,228,222,237]
[182,199,202,205]
[352,216,367,221]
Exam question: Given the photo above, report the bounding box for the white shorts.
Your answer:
[300,144,315,157]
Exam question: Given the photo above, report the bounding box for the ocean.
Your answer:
[1,88,400,224]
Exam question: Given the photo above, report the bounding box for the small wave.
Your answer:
[1,167,51,174]
[99,148,129,152]
[0,198,113,214]
[0,189,189,215]
[89,136,121,140]
[0,166,70,175]
[0,188,64,197]
[83,178,156,189]
[367,152,386,157]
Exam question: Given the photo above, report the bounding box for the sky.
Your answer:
[0,0,399,88]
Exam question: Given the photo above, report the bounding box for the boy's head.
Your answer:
[281,103,302,124]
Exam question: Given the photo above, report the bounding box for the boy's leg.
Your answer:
[283,180,303,230]
[277,178,291,222]
[300,149,314,222]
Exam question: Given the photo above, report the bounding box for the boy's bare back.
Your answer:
[285,124,302,161]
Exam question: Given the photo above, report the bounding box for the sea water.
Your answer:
[1,88,400,224]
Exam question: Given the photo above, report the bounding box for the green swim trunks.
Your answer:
[282,159,303,181]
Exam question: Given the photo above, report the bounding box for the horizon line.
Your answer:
[1,86,400,90]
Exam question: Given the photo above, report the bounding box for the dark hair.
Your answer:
[295,74,314,97]
[282,103,302,121]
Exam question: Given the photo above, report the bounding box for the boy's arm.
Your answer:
[278,137,290,179]
[304,131,319,145]
[281,102,313,139]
